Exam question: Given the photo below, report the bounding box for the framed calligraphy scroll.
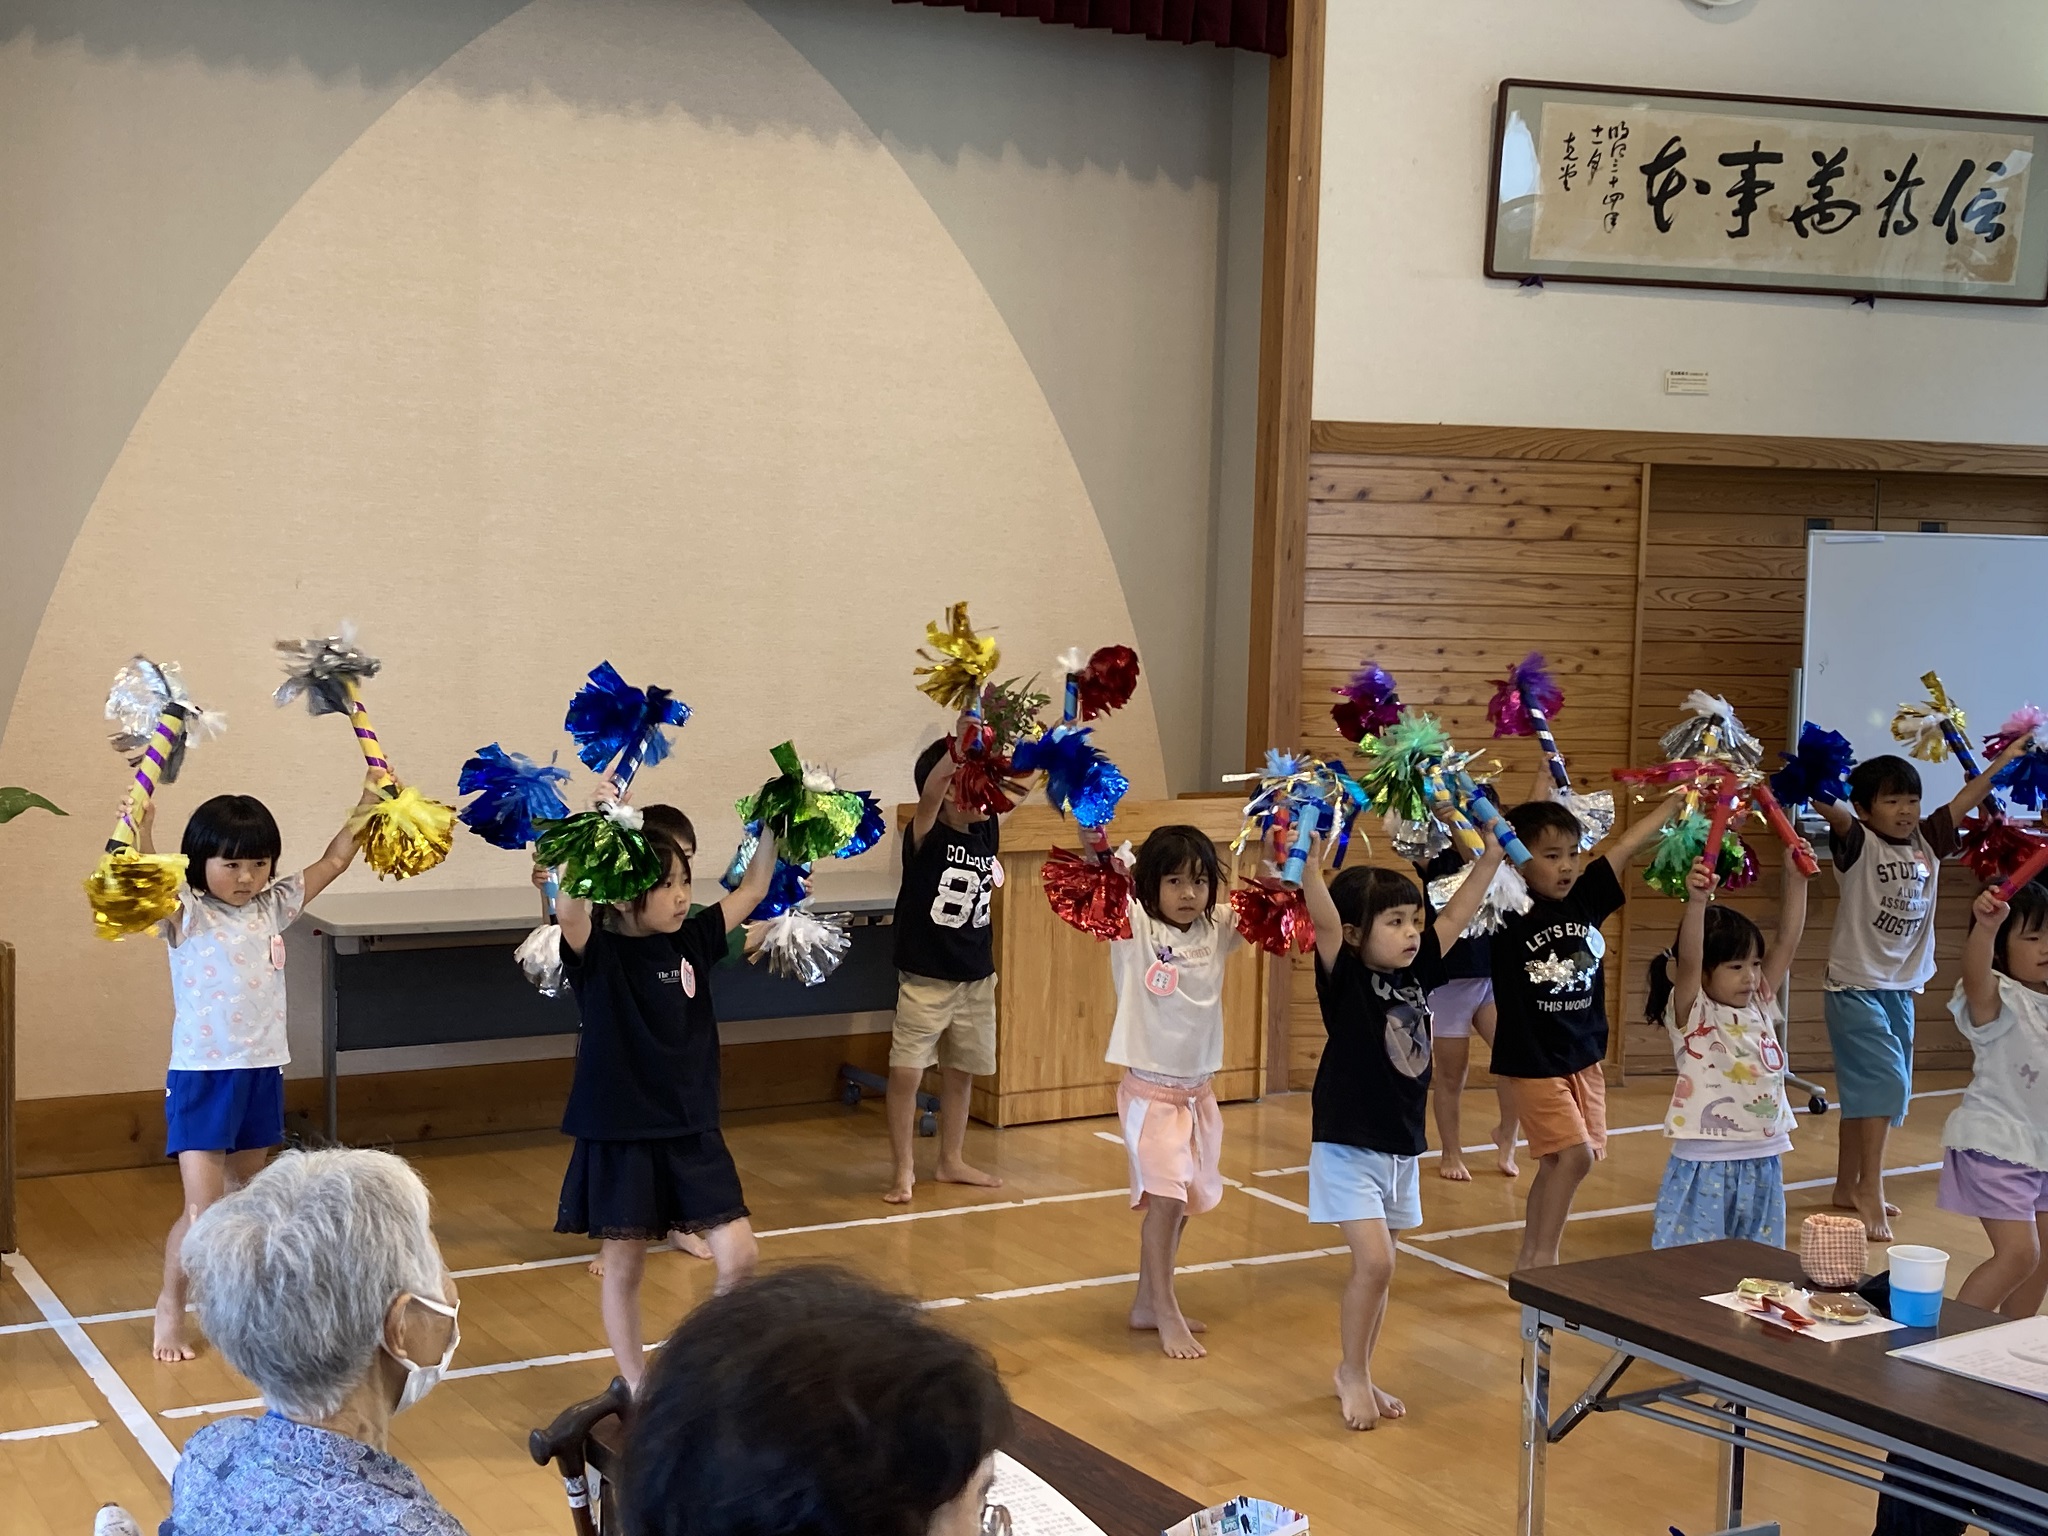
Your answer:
[1485,79,2048,305]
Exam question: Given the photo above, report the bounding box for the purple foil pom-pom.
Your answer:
[1331,661,1402,744]
[1487,653,1563,739]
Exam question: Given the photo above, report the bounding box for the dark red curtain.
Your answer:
[895,0,1288,56]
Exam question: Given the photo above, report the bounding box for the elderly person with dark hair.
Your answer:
[158,1147,467,1536]
[621,1264,1012,1536]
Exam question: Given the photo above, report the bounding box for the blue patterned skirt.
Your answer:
[1651,1153,1785,1250]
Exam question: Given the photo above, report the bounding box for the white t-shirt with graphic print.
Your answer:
[161,873,305,1071]
[1106,899,1245,1080]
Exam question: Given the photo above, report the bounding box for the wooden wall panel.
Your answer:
[1288,452,1643,1088]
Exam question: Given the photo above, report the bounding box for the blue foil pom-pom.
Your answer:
[457,744,572,850]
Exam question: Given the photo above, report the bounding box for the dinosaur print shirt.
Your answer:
[1660,992,1797,1155]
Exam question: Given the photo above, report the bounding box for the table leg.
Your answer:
[322,935,338,1144]
[1716,1401,1747,1531]
[1519,1307,1550,1536]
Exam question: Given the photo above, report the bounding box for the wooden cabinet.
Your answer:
[896,799,1267,1127]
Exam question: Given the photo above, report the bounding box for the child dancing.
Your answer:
[1106,825,1243,1360]
[1942,882,2048,1316]
[1648,844,1815,1249]
[139,780,372,1361]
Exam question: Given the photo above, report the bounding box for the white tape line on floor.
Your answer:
[3,1254,179,1479]
[0,1418,100,1443]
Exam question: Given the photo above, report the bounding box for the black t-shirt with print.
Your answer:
[561,905,731,1141]
[1487,855,1626,1079]
[892,817,1000,982]
[1311,930,1447,1156]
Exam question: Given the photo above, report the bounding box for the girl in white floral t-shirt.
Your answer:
[135,780,371,1363]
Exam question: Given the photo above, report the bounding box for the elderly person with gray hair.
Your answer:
[156,1147,468,1536]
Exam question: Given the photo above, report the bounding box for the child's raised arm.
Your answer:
[540,859,593,957]
[910,721,965,845]
[1962,889,2007,1028]
[1762,836,1817,996]
[1810,797,1855,842]
[717,826,780,933]
[1431,829,1505,955]
[1301,838,1345,972]
[1600,794,1681,868]
[301,770,380,903]
[1953,733,2032,822]
[1672,858,1713,1026]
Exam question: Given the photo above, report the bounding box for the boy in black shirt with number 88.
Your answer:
[1302,828,1503,1432]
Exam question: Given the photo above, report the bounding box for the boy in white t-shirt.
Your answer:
[1107,825,1244,1361]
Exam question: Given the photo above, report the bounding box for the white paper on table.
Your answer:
[1701,1291,1904,1343]
[988,1451,1107,1536]
[1889,1314,2048,1401]
[1163,1499,1310,1536]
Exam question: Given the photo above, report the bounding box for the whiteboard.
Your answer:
[1802,530,2048,808]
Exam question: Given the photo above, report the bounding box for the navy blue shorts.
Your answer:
[165,1067,285,1156]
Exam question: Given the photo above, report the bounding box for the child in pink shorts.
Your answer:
[1942,881,2048,1317]
[1106,825,1242,1361]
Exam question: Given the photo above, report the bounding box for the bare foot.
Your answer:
[1857,1193,1895,1242]
[1155,1311,1207,1359]
[1374,1384,1407,1420]
[1437,1158,1473,1182]
[1494,1127,1521,1178]
[1834,1195,1901,1218]
[1129,1304,1207,1334]
[935,1159,1002,1190]
[883,1170,915,1205]
[151,1295,195,1364]
[587,1255,605,1278]
[669,1229,713,1260]
[1334,1366,1379,1430]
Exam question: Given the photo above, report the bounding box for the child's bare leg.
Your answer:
[1130,1196,1202,1358]
[934,1067,1000,1189]
[1130,1210,1205,1334]
[598,1238,648,1389]
[155,1151,231,1362]
[1431,1035,1472,1181]
[883,1064,926,1204]
[1833,1116,1901,1223]
[1334,1217,1399,1430]
[1957,1217,2041,1313]
[703,1216,758,1295]
[1849,1119,1895,1240]
[2007,1213,2048,1319]
[1471,1005,1519,1176]
[1515,1142,1594,1271]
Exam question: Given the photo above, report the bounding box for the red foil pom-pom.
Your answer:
[1043,847,1132,940]
[1961,812,2039,884]
[952,753,1020,817]
[1230,879,1316,956]
[1074,645,1141,722]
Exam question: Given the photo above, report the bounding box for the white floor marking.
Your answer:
[0,1418,99,1443]
[1396,1243,1510,1291]
[1094,1131,1124,1145]
[3,1254,180,1480]
[0,1305,156,1338]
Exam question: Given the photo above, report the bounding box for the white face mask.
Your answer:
[384,1292,459,1413]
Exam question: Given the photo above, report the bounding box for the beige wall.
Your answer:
[0,0,1261,1100]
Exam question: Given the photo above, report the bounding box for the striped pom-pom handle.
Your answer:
[1940,717,1986,780]
[110,704,187,852]
[1426,773,1486,860]
[1525,703,1574,793]
[343,682,395,790]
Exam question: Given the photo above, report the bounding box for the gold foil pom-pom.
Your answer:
[85,849,188,939]
[350,784,456,880]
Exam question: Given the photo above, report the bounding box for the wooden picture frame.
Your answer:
[1484,78,2048,306]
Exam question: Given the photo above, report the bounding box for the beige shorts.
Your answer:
[890,971,998,1076]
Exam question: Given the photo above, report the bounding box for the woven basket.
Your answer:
[1799,1212,1869,1289]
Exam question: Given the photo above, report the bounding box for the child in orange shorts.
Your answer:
[1489,796,1676,1271]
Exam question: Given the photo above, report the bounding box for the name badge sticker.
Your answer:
[1145,962,1180,997]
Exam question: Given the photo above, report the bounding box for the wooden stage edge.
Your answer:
[15,1032,899,1177]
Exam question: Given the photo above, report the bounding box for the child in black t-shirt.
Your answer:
[1490,795,1676,1275]
[1302,830,1503,1432]
[884,729,1006,1204]
[549,797,778,1391]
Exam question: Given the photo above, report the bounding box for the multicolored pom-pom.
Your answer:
[457,744,572,850]
[735,744,872,866]
[1487,653,1563,739]
[1659,691,1763,772]
[1355,711,1452,824]
[1644,809,1752,899]
[1331,661,1402,745]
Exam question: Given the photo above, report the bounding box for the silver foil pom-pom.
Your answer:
[1558,788,1615,851]
[106,656,224,782]
[1659,689,1762,771]
[1385,811,1452,863]
[752,903,852,986]
[274,620,382,717]
[1428,860,1534,938]
[516,922,566,997]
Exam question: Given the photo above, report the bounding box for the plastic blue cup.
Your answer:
[1888,1245,1949,1327]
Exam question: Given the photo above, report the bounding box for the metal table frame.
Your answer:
[1519,1304,2048,1536]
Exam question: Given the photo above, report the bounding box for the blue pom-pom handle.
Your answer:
[1454,773,1532,866]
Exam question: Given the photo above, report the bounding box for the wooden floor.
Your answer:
[0,1070,1993,1536]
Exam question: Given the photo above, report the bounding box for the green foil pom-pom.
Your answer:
[1644,808,1752,900]
[535,810,663,904]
